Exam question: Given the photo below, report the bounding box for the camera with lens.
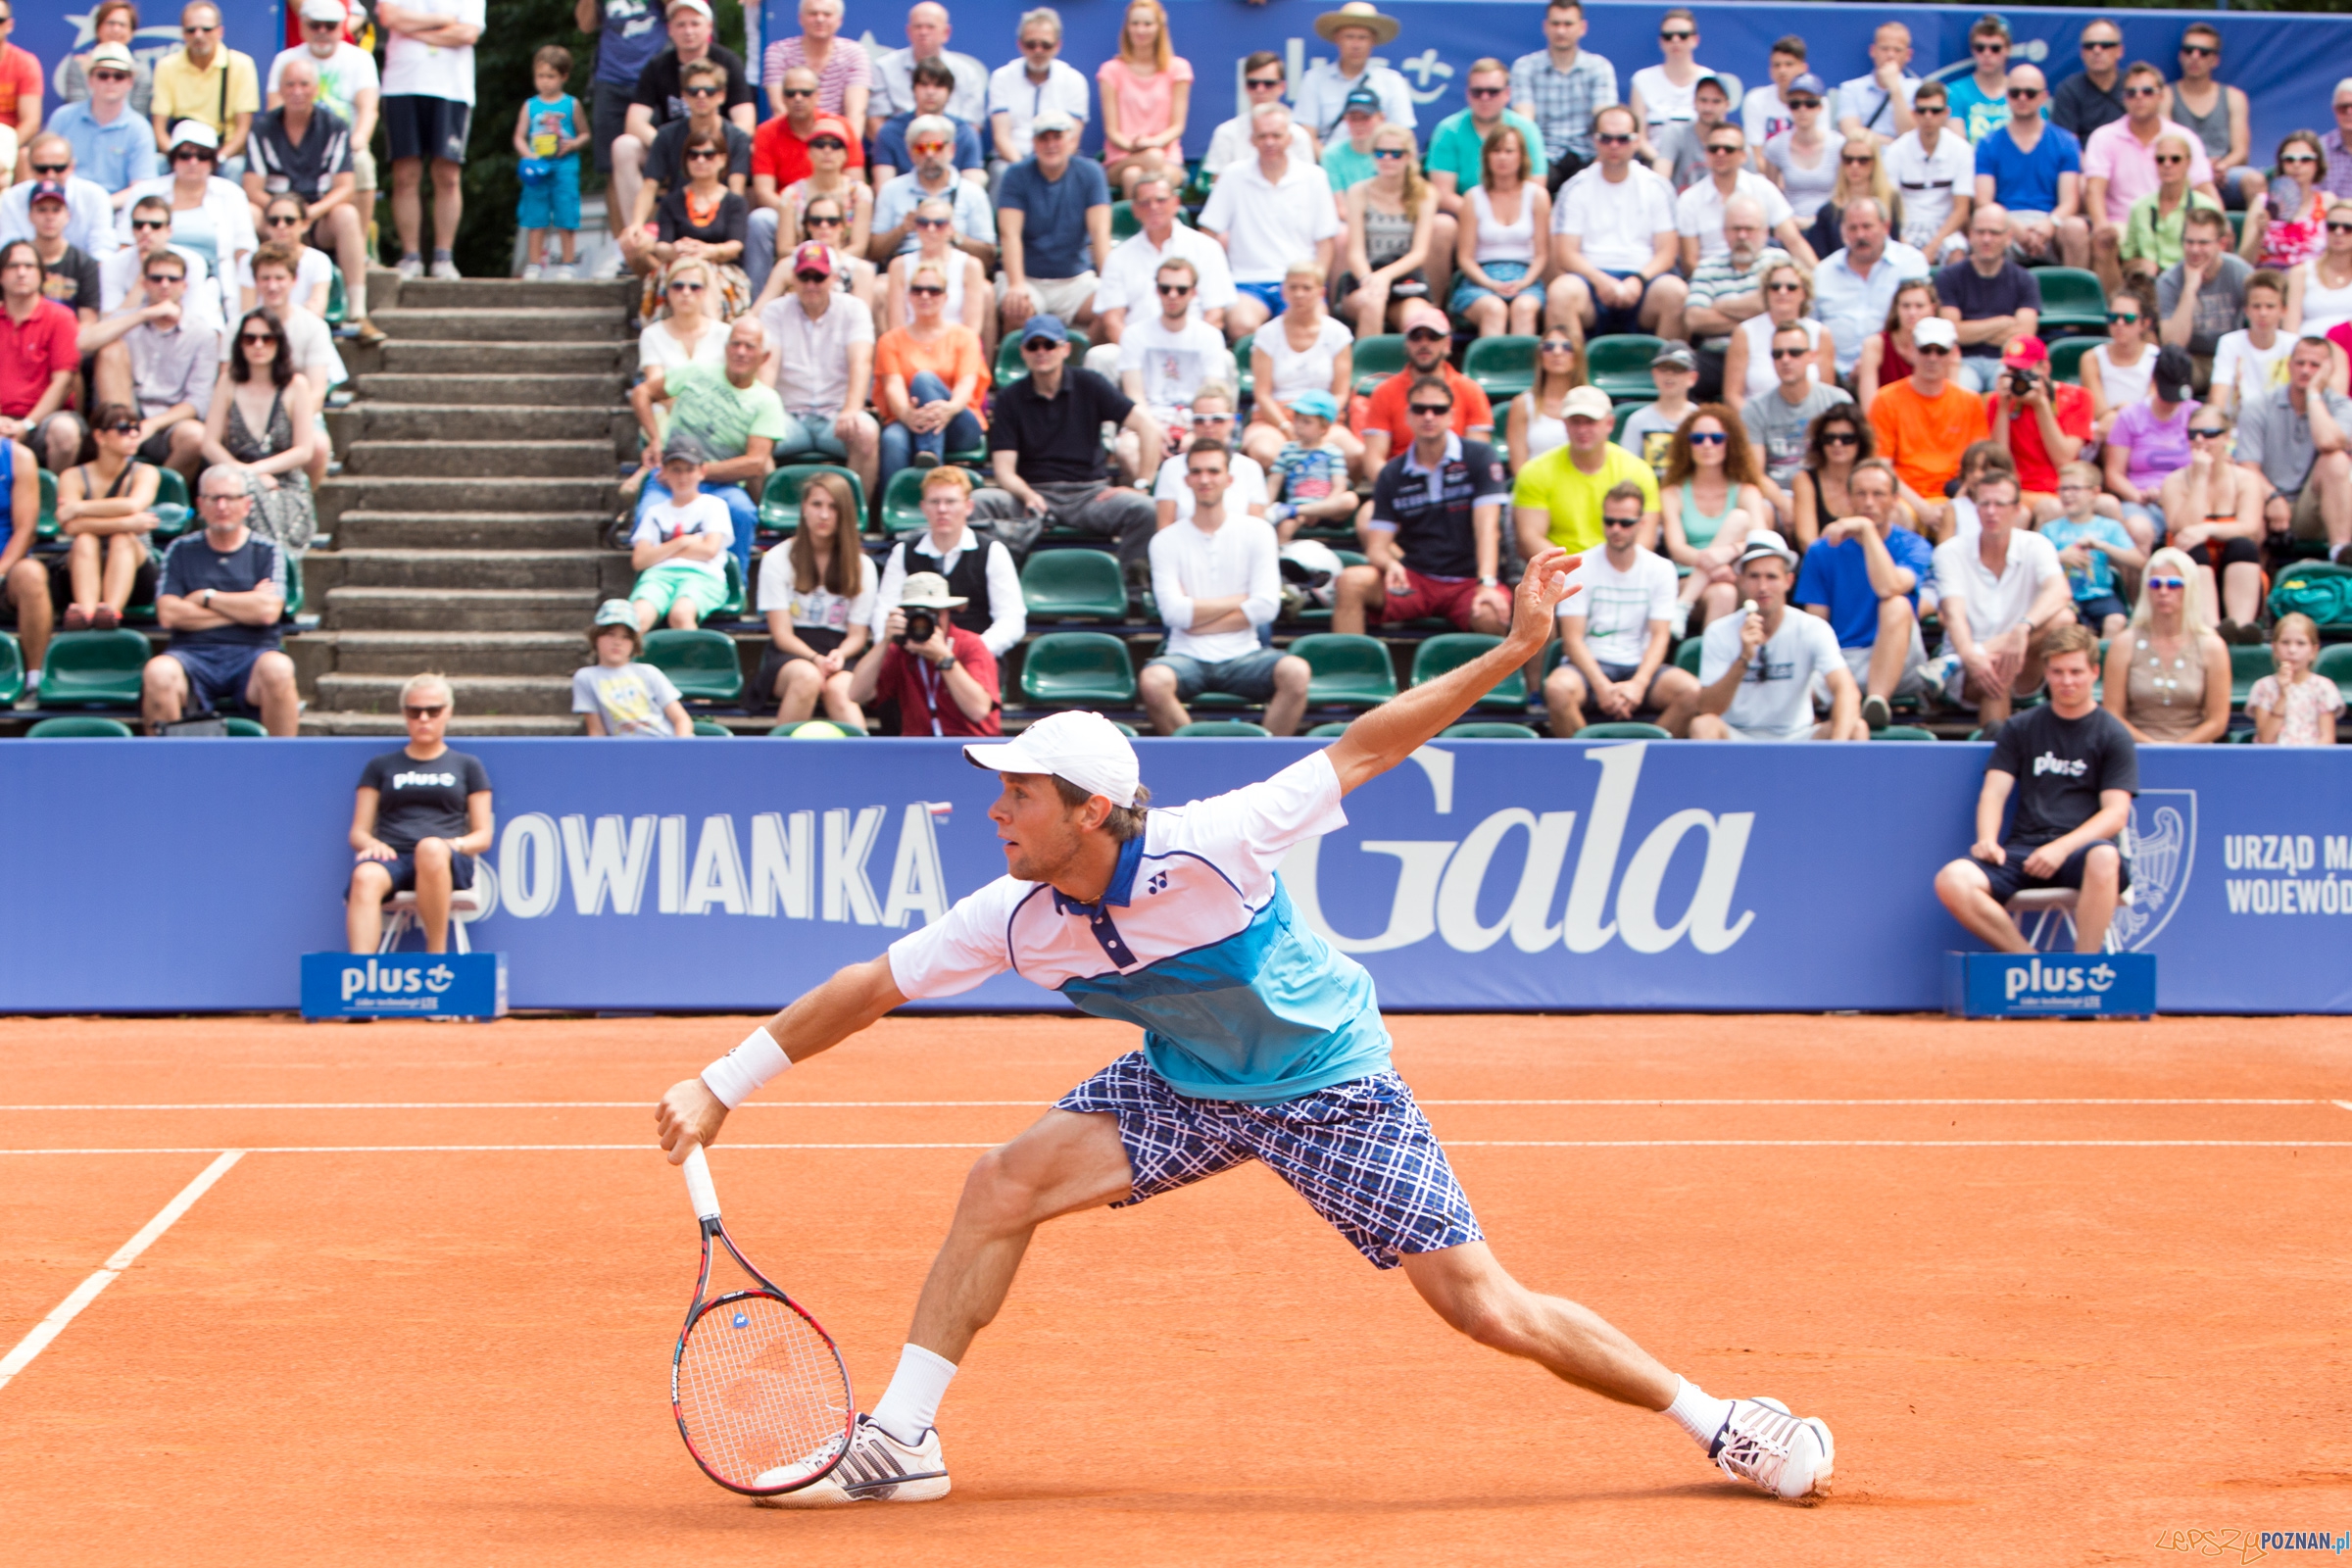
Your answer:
[895,609,938,647]
[2008,368,2039,397]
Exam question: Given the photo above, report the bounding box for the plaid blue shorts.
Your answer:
[1055,1051,1485,1269]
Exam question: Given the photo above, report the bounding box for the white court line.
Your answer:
[0,1142,2346,1155]
[0,1151,243,1394]
[0,1098,2334,1111]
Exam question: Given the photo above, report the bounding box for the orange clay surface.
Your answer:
[0,1011,2347,1567]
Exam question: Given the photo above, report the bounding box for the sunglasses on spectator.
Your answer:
[805,212,843,225]
[1407,402,1452,416]
[2123,85,2160,99]
[907,283,945,295]
[1594,132,1634,146]
[912,216,951,228]
[2282,152,2319,165]
[808,137,845,151]
[1972,41,2006,53]
[1156,282,1193,295]
[1914,104,1948,116]
[403,705,448,718]
[2189,425,2229,439]
[1246,75,1283,89]
[1660,29,1694,42]
[2109,310,2140,323]
[172,148,216,161]
[2008,87,2043,100]
[1601,514,1641,528]
[29,161,66,175]
[2154,153,2187,166]
[2329,221,2352,233]
[1788,97,1821,111]
[794,270,829,282]
[90,69,132,81]
[1191,412,1232,424]
[684,84,723,97]
[1841,154,1876,167]
[1405,327,1446,342]
[1821,429,1858,445]
[2146,576,2187,592]
[667,279,705,291]
[103,419,141,435]
[145,270,186,284]
[909,140,951,154]
[2180,43,2218,57]
[1689,429,1728,445]
[1766,280,1803,292]
[779,86,815,98]
[1371,147,1407,161]
[2082,37,2121,49]
[1705,143,1742,156]
[131,218,169,230]
[1467,85,1505,98]
[182,21,217,30]
[686,149,723,161]
[1914,343,1953,355]
[304,17,340,27]
[1769,348,1809,361]
[1540,338,1576,352]
[240,330,277,345]
[266,212,303,224]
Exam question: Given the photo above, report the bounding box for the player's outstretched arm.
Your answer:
[1325,547,1579,796]
[656,955,906,1162]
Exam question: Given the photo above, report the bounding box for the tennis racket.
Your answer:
[670,1143,856,1496]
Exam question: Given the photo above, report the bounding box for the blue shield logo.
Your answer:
[2113,789,2196,953]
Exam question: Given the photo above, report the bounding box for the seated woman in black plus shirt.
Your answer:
[345,674,495,956]
[622,127,752,317]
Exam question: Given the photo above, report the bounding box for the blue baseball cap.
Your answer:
[1021,314,1069,346]
[1789,73,1829,101]
[1289,391,1341,420]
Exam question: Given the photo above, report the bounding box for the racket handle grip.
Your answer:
[681,1143,721,1221]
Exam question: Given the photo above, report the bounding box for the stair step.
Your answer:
[318,671,579,714]
[303,710,586,736]
[332,511,612,551]
[359,372,628,406]
[309,548,616,593]
[376,308,627,342]
[345,439,617,478]
[318,630,593,676]
[323,588,603,631]
[375,341,631,374]
[318,475,619,523]
[341,404,623,441]
[393,277,637,311]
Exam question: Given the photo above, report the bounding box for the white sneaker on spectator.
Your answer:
[548,262,577,280]
[589,247,624,279]
[520,263,545,281]
[429,257,462,280]
[395,254,423,280]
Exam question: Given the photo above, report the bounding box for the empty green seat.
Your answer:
[2315,643,2352,705]
[2033,268,2108,334]
[1287,632,1397,709]
[1020,549,1127,620]
[1586,334,1667,402]
[1173,719,1269,736]
[35,466,57,539]
[28,715,135,736]
[2047,335,2103,385]
[1019,631,1136,706]
[1232,332,1254,399]
[41,630,150,708]
[2230,643,2277,708]
[1674,636,1702,674]
[643,627,745,703]
[996,326,1093,386]
[1411,632,1524,710]
[879,465,929,533]
[1306,720,1353,737]
[1110,199,1140,241]
[221,715,269,736]
[1462,335,1540,402]
[1577,720,1671,740]
[1874,724,1939,741]
[1610,400,1649,442]
[1442,720,1539,739]
[692,719,735,736]
[1349,333,1406,393]
[0,629,22,705]
[325,265,349,324]
[759,464,866,533]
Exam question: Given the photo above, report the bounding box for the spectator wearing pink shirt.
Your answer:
[2083,61,2219,295]
[1097,0,1192,201]
[760,0,868,127]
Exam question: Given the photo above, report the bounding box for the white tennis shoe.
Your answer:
[755,1414,950,1507]
[1709,1396,1834,1502]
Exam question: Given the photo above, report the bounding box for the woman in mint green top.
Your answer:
[1659,404,1770,633]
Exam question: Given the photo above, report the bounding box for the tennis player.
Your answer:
[656,546,1834,1506]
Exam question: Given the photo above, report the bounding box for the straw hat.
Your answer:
[1315,2,1400,46]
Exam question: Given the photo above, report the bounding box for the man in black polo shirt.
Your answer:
[1332,374,1513,636]
[141,464,299,735]
[970,314,1162,568]
[1933,623,2137,953]
[242,55,368,334]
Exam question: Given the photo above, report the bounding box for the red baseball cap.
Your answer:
[790,241,833,278]
[2001,335,2050,368]
[807,114,853,145]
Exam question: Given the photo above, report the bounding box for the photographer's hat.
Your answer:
[896,571,967,610]
[965,710,1141,809]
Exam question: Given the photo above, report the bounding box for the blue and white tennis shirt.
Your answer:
[888,752,1392,1103]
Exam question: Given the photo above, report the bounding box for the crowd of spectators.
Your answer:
[4,0,2350,746]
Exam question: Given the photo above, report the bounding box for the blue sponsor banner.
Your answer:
[300,952,508,1019]
[806,0,2352,174]
[0,737,2346,1014]
[25,3,282,110]
[1942,953,2156,1019]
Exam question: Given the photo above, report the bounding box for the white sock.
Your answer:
[868,1343,957,1446]
[1663,1375,1734,1451]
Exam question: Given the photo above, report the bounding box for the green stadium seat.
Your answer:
[1349,333,1407,393]
[1411,633,1524,710]
[1463,335,1541,402]
[692,719,735,736]
[35,466,57,539]
[996,326,1092,386]
[1019,549,1128,620]
[281,552,305,618]
[1287,632,1397,708]
[2315,644,2352,706]
[27,715,135,736]
[221,715,269,736]
[1577,720,1671,739]
[2034,268,2108,334]
[1232,333,1254,399]
[1674,635,1702,674]
[0,629,21,705]
[1610,400,1646,442]
[1306,720,1353,736]
[759,465,866,534]
[1173,718,1269,736]
[1019,630,1137,706]
[1110,199,1139,241]
[40,630,150,708]
[1586,335,1667,402]
[643,627,745,703]
[2230,643,2277,708]
[716,553,746,618]
[1874,724,1939,741]
[1443,720,1540,739]
[768,718,867,736]
[879,465,928,533]
[2047,335,2103,386]
[325,265,349,326]
[1108,719,1140,736]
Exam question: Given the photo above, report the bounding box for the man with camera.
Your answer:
[849,568,1002,736]
[1985,334,2091,523]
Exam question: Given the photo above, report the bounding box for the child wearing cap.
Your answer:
[1265,392,1358,543]
[514,46,588,280]
[574,600,694,736]
[628,442,736,631]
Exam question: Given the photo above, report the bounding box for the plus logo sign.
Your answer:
[1147,870,1171,895]
[1396,48,1453,105]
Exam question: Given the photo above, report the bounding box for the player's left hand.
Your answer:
[657,1076,729,1162]
[2022,842,2066,879]
[1510,547,1580,651]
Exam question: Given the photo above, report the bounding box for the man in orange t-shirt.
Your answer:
[1868,315,1988,535]
[1355,302,1492,480]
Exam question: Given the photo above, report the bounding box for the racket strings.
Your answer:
[677,1292,852,1488]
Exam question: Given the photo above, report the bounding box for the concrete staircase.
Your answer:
[294,274,639,735]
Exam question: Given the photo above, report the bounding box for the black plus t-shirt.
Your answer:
[1368,436,1510,580]
[988,367,1134,484]
[359,748,491,854]
[631,45,757,128]
[1987,704,2138,847]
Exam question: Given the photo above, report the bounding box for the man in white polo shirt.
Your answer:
[1087,170,1233,358]
[1197,103,1343,339]
[1931,466,2070,727]
[1547,102,1686,341]
[1542,478,1695,736]
[1139,441,1304,735]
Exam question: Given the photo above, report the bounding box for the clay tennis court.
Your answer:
[2,1010,2345,1565]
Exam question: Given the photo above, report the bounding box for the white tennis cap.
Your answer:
[964,710,1140,808]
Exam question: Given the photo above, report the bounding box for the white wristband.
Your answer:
[700,1026,792,1109]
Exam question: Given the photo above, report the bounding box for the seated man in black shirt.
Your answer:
[1933,623,2137,953]
[141,466,298,735]
[1332,374,1514,637]
[969,314,1161,568]
[345,673,496,955]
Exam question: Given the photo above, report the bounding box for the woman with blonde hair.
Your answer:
[1721,261,1833,408]
[639,258,727,370]
[755,469,874,731]
[1854,276,1936,411]
[1505,327,1583,469]
[1803,137,1899,258]
[873,259,990,490]
[1097,0,1193,198]
[1451,122,1550,339]
[1660,404,1770,633]
[884,195,991,344]
[1339,124,1435,337]
[2100,544,2231,744]
[1243,260,1362,470]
